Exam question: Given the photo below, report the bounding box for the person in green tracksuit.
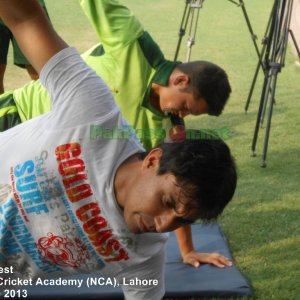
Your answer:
[0,0,231,150]
[0,0,233,269]
[0,0,50,93]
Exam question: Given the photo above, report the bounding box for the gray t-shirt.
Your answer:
[0,47,167,300]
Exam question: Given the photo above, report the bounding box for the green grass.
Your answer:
[4,1,300,299]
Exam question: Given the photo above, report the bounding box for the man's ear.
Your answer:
[173,73,190,88]
[141,148,163,171]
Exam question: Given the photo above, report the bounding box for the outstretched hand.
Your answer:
[181,250,233,268]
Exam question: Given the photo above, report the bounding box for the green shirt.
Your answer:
[3,0,179,149]
[80,0,179,149]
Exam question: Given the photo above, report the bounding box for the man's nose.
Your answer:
[154,211,179,233]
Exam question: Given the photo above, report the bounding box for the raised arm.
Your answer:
[80,0,143,51]
[0,0,67,74]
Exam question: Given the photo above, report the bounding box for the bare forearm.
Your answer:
[0,0,41,26]
[175,225,194,256]
[0,0,67,73]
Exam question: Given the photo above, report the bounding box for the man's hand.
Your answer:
[175,225,233,268]
[181,250,233,268]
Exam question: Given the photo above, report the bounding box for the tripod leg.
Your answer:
[174,1,192,61]
[239,0,263,67]
[289,29,300,59]
[261,68,279,167]
[261,0,288,127]
[186,4,196,62]
[260,86,270,128]
[251,69,271,156]
[259,6,282,127]
[288,0,300,59]
[260,1,294,166]
[244,1,277,112]
[279,0,294,66]
[186,0,203,62]
[245,42,267,113]
[227,0,239,5]
[251,0,279,155]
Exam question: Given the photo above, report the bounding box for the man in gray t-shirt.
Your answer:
[0,1,237,299]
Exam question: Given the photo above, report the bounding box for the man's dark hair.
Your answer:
[140,137,237,221]
[176,61,231,116]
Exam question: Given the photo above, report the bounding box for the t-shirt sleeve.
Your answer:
[40,47,118,127]
[80,0,144,52]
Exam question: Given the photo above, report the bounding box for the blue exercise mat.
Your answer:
[164,224,252,298]
[1,224,252,299]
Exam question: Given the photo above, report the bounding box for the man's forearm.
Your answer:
[175,225,194,256]
[0,0,42,31]
[0,0,67,73]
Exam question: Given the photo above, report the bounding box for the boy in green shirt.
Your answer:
[0,0,231,149]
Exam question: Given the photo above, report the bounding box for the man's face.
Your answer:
[159,74,208,118]
[122,149,200,234]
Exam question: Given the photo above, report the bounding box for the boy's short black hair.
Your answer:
[177,61,232,116]
[140,137,237,221]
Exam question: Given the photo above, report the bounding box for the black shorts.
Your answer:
[0,22,30,67]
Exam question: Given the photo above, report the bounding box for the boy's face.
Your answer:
[121,149,200,234]
[159,75,208,117]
